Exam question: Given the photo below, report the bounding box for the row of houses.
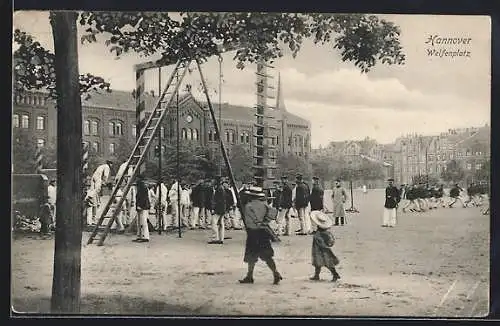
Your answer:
[312,125,490,185]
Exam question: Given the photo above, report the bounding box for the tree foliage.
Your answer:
[144,145,217,184]
[474,159,490,182]
[12,132,37,173]
[13,29,111,99]
[78,12,405,72]
[277,153,312,181]
[441,159,465,183]
[227,144,254,183]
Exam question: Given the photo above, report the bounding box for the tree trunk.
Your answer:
[49,11,83,314]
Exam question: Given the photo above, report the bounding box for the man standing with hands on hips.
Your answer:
[382,178,401,228]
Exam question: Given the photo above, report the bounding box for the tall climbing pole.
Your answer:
[135,67,147,175]
[35,144,43,174]
[81,142,89,226]
[254,61,278,190]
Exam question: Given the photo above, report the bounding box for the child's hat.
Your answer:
[310,211,333,229]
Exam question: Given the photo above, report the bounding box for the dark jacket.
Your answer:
[136,181,151,210]
[280,184,293,209]
[295,182,310,209]
[190,183,203,208]
[309,184,324,211]
[212,185,227,215]
[272,188,281,208]
[384,185,400,209]
[311,229,339,268]
[450,186,461,198]
[203,184,214,209]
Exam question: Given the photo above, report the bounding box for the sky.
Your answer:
[13,12,491,148]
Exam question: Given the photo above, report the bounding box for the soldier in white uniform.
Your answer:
[47,179,57,225]
[169,181,181,228]
[91,160,113,207]
[155,182,169,230]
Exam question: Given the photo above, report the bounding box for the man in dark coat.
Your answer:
[133,174,150,242]
[309,176,324,231]
[276,175,293,236]
[382,178,401,227]
[202,179,214,227]
[209,177,227,244]
[272,181,282,209]
[190,179,205,229]
[294,173,311,235]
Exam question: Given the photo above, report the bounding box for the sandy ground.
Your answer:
[11,189,490,317]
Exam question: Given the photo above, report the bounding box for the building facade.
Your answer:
[311,125,490,186]
[12,78,311,173]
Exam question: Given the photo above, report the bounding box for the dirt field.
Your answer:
[11,189,490,317]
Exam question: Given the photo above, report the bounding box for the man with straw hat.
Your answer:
[239,186,283,285]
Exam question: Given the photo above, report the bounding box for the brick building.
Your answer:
[12,78,311,172]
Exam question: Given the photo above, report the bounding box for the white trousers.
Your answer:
[211,214,225,241]
[190,206,203,227]
[297,207,310,233]
[383,208,397,227]
[136,209,150,240]
[277,208,291,235]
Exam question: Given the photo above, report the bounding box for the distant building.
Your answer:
[12,77,311,175]
[311,125,490,185]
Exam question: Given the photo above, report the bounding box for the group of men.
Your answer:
[398,182,489,213]
[262,174,349,236]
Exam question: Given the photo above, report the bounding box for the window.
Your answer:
[208,130,213,141]
[288,136,292,146]
[214,131,219,141]
[187,128,192,140]
[231,131,235,144]
[91,121,99,135]
[36,116,45,130]
[109,143,116,155]
[108,122,114,136]
[21,114,29,128]
[132,124,137,137]
[37,138,45,148]
[160,126,165,139]
[13,114,19,128]
[92,141,100,152]
[109,121,124,136]
[276,136,279,146]
[84,120,90,135]
[193,129,199,141]
[271,137,276,146]
[466,163,472,170]
[225,131,230,142]
[476,163,482,170]
[246,132,250,144]
[181,128,187,139]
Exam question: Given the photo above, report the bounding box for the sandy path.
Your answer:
[11,189,489,316]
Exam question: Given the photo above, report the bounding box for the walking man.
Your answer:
[293,173,311,235]
[331,179,348,226]
[309,176,324,232]
[449,183,465,208]
[133,174,150,242]
[382,178,401,228]
[239,186,282,285]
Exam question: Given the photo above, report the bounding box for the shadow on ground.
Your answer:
[12,294,211,315]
